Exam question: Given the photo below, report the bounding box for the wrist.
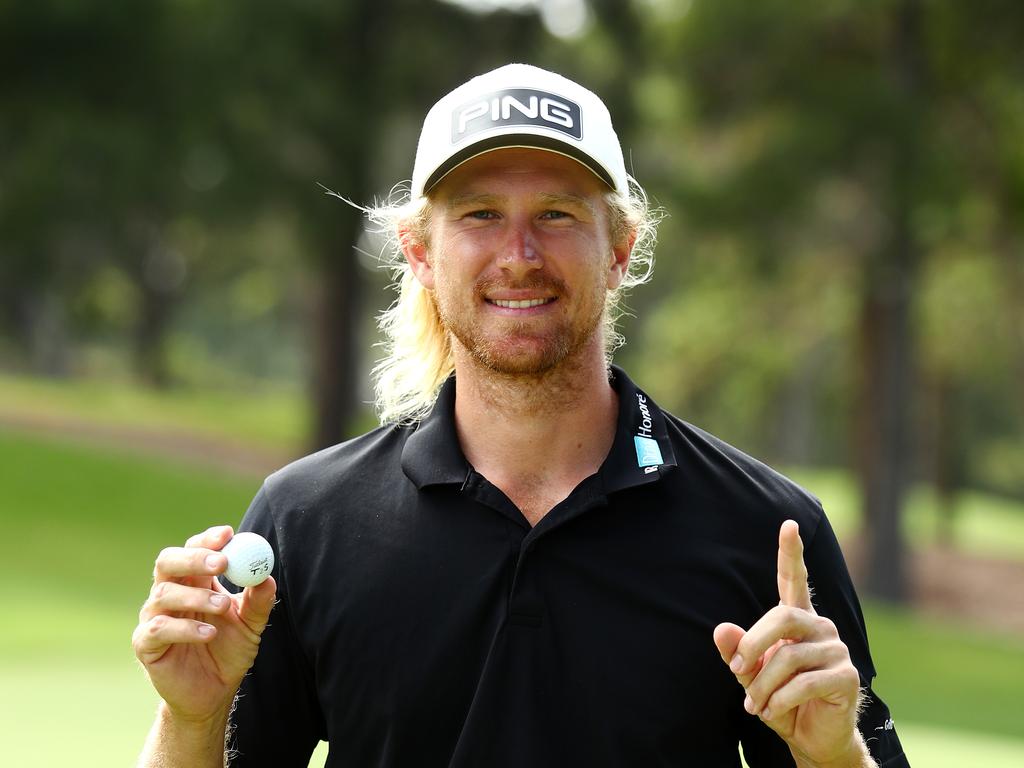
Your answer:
[791,732,877,768]
[138,701,233,768]
[158,697,232,731]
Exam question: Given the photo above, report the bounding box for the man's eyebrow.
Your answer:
[537,192,596,214]
[442,191,597,214]
[442,192,598,217]
[444,193,503,211]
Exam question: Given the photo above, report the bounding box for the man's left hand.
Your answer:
[713,520,872,768]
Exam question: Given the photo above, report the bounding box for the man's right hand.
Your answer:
[133,525,277,725]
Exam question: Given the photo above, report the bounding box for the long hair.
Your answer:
[363,175,662,425]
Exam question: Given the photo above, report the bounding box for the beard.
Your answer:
[434,271,607,377]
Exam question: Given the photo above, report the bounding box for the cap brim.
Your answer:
[421,133,618,196]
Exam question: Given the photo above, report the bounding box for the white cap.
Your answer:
[410,63,628,198]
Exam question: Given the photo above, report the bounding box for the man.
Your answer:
[133,64,908,767]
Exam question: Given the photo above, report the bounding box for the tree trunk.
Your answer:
[855,0,925,603]
[930,374,959,548]
[855,237,917,602]
[309,219,361,451]
[775,340,828,468]
[23,289,71,377]
[306,0,387,451]
[134,281,174,389]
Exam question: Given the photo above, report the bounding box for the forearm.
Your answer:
[137,701,232,768]
[791,731,878,768]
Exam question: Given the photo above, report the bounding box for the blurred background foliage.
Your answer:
[1,0,1023,764]
[3,0,1020,589]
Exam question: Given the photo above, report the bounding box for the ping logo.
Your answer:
[451,88,582,143]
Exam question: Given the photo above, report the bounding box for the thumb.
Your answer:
[237,576,277,634]
[714,622,761,688]
[713,622,745,665]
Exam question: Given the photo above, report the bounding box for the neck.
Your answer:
[451,340,619,524]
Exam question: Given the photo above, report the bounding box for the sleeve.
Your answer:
[739,510,910,767]
[223,484,326,767]
[804,513,908,767]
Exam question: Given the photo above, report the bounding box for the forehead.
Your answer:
[428,147,610,202]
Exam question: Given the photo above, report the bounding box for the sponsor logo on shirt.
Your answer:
[634,393,663,469]
[451,88,583,143]
[874,718,895,732]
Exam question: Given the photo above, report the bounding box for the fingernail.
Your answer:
[743,694,755,714]
[761,707,771,720]
[730,654,744,673]
[197,623,215,637]
[210,594,228,608]
[206,555,224,571]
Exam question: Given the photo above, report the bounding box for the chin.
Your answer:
[476,349,561,376]
[469,334,577,376]
[443,307,604,378]
[480,357,559,377]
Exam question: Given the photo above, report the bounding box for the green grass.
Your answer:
[741,721,1024,768]
[0,430,259,634]
[0,370,308,451]
[896,722,1024,767]
[2,429,1024,766]
[863,603,1024,740]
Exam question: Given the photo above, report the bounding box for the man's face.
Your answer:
[409,148,629,376]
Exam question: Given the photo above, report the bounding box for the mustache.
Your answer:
[475,273,567,296]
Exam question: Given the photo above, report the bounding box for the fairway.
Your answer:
[0,659,333,768]
[3,428,1023,766]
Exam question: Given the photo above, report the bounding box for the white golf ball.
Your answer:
[221,532,274,587]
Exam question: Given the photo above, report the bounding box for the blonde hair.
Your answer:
[363,176,662,425]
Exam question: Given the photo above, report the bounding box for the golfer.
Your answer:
[134,64,909,767]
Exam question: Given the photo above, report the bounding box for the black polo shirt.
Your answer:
[228,367,908,767]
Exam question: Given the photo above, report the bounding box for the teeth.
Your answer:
[492,298,551,308]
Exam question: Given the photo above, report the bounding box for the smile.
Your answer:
[487,298,555,309]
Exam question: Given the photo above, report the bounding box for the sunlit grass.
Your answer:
[0,429,258,615]
[895,722,1024,767]
[0,370,308,450]
[863,602,1024,739]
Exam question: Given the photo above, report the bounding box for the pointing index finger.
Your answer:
[777,520,813,611]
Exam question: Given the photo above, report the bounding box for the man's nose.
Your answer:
[498,222,543,277]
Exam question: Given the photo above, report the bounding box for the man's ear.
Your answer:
[400,226,435,290]
[606,228,636,290]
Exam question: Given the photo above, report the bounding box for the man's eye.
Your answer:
[467,210,497,220]
[541,210,571,220]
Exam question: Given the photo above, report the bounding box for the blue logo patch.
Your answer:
[634,436,663,468]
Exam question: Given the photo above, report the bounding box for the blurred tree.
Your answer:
[218,0,545,449]
[0,0,545,448]
[0,2,244,386]
[2,0,1020,532]
[0,3,173,381]
[631,0,1024,601]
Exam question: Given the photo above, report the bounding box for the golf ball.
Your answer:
[221,532,274,587]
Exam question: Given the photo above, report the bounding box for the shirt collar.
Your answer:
[401,375,470,489]
[599,365,677,494]
[400,365,677,492]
